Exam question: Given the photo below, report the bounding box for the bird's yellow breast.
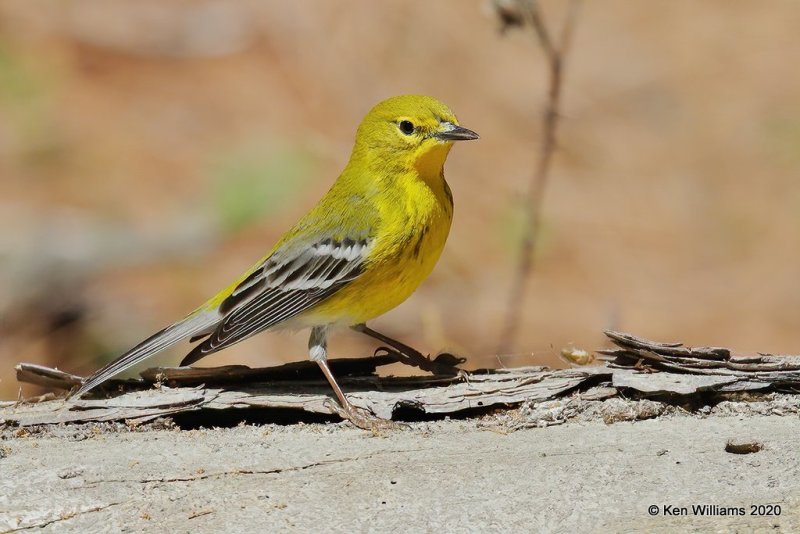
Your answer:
[296,172,453,327]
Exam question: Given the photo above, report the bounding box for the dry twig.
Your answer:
[494,0,583,352]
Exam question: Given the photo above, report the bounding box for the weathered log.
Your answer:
[7,331,800,427]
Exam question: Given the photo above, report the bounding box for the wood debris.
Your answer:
[600,330,800,390]
[4,331,800,427]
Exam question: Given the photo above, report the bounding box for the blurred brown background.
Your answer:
[2,0,799,399]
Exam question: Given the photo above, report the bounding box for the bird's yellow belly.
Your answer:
[298,210,451,327]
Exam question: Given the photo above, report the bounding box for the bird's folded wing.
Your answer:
[181,236,372,365]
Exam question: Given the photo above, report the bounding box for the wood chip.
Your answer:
[725,439,763,454]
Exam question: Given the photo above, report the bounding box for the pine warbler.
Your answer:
[74,95,478,429]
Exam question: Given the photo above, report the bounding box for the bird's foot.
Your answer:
[351,323,466,376]
[376,346,465,376]
[325,399,404,432]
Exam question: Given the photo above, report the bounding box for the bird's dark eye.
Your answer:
[399,120,415,135]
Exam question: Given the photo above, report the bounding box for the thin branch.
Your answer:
[496,0,582,354]
[522,2,556,61]
[557,0,582,58]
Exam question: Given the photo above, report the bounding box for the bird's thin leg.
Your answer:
[350,323,465,375]
[309,325,394,430]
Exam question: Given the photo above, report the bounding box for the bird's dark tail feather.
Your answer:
[70,311,219,399]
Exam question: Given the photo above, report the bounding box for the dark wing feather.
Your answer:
[73,309,220,397]
[180,236,370,366]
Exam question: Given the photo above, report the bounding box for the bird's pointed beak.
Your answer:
[433,121,480,142]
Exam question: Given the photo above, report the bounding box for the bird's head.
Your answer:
[351,95,478,176]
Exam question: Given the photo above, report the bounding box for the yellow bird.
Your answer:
[74,95,478,429]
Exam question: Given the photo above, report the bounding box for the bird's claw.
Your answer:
[375,346,464,376]
[432,352,467,367]
[325,399,404,432]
